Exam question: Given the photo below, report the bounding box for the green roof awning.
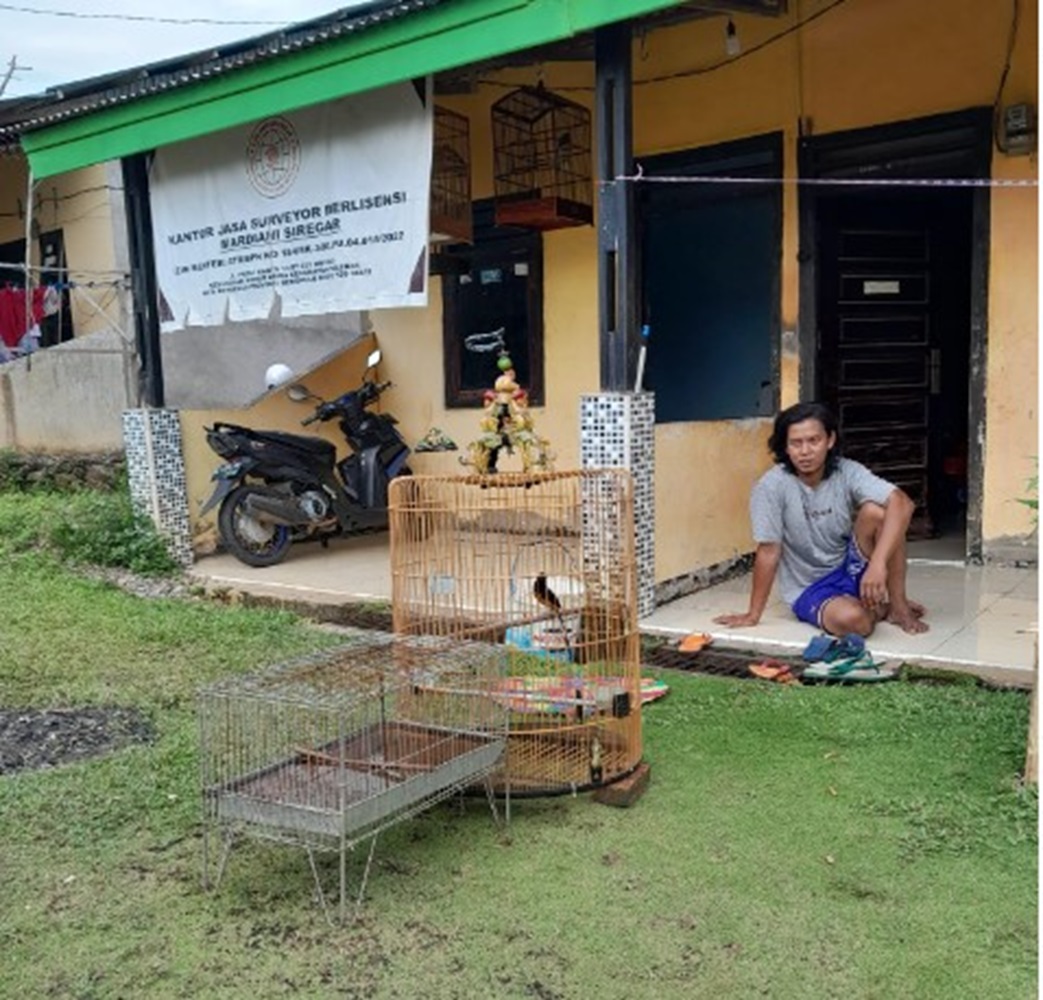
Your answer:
[21,0,686,179]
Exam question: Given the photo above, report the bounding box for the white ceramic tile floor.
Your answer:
[642,561,1039,687]
[191,534,1038,687]
[191,533,393,606]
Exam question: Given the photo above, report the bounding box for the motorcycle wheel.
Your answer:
[218,485,293,567]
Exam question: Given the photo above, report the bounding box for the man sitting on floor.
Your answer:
[714,401,928,637]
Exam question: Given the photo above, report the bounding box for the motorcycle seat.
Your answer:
[253,430,337,459]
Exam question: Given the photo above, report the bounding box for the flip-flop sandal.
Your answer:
[802,634,836,662]
[678,632,713,653]
[802,651,895,683]
[802,633,867,664]
[749,659,801,685]
[821,633,866,663]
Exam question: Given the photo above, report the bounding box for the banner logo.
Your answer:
[246,117,301,199]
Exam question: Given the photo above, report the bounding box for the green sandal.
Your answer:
[802,651,896,683]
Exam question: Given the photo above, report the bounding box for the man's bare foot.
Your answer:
[887,604,929,634]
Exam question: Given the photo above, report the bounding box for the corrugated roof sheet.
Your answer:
[0,0,447,146]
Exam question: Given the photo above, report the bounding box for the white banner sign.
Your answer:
[150,80,432,329]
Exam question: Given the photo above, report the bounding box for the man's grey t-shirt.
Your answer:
[749,458,895,606]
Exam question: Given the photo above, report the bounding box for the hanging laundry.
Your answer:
[0,287,47,349]
[42,285,61,317]
[18,324,41,355]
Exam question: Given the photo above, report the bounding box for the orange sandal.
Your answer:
[748,659,801,685]
[678,632,713,653]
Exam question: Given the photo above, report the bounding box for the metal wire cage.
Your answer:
[431,106,473,244]
[491,85,593,230]
[390,469,640,794]
[198,635,509,922]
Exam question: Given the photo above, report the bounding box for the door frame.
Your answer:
[797,108,993,561]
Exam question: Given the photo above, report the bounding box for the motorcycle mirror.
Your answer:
[285,383,312,403]
[366,348,382,370]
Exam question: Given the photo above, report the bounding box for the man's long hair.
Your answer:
[769,402,842,477]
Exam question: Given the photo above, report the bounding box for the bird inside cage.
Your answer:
[532,571,575,663]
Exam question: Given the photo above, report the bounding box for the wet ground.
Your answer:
[0,706,154,775]
[0,568,177,775]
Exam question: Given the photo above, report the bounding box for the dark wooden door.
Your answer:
[817,190,972,537]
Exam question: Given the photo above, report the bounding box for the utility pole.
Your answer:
[0,55,32,97]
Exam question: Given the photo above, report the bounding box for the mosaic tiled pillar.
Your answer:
[122,409,194,568]
[580,392,655,618]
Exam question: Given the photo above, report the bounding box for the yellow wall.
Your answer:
[984,151,1039,544]
[982,2,1039,546]
[634,14,802,579]
[380,50,784,582]
[180,333,378,542]
[178,73,604,551]
[0,153,25,245]
[376,224,600,478]
[0,153,125,338]
[178,0,1037,572]
[635,0,1038,574]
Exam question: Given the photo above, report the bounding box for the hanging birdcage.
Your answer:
[430,106,473,244]
[492,85,593,231]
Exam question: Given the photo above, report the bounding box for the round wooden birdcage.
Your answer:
[492,85,593,231]
[390,469,641,795]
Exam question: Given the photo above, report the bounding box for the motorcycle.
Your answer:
[200,349,411,567]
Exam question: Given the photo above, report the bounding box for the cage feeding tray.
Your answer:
[210,722,503,841]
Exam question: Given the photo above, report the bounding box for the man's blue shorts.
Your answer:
[791,537,868,628]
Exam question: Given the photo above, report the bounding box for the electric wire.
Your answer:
[1,185,125,229]
[0,2,287,26]
[475,0,855,92]
[633,0,853,88]
[993,0,1020,110]
[992,0,1021,152]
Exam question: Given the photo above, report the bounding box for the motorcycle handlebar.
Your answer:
[360,379,392,403]
[300,381,392,425]
[303,402,336,426]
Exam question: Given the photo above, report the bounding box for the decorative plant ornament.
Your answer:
[459,331,553,475]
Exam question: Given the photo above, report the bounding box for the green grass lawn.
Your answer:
[0,493,1036,999]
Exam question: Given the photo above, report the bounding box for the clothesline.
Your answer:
[0,268,132,356]
[0,261,129,285]
[611,169,1039,188]
[0,278,125,291]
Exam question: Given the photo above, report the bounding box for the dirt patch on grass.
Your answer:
[0,707,154,774]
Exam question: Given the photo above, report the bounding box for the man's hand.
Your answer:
[713,611,761,629]
[714,543,780,631]
[860,559,889,609]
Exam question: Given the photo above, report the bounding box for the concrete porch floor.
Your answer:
[189,534,1038,688]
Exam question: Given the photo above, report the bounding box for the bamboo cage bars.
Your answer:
[390,469,641,793]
